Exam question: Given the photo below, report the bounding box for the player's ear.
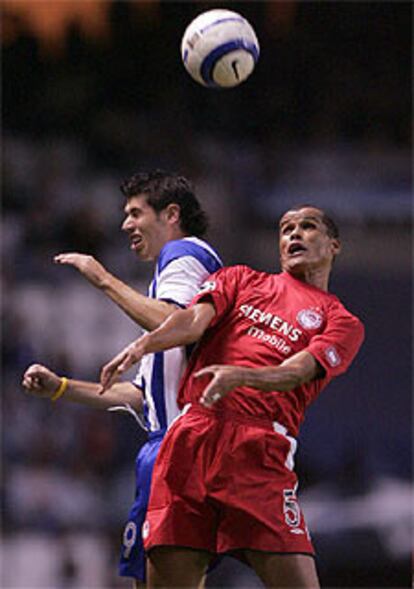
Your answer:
[164,203,181,225]
[331,238,341,257]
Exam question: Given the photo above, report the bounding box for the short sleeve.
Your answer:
[155,239,223,307]
[190,265,244,328]
[306,303,365,380]
[156,256,215,307]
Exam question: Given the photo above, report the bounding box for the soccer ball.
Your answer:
[180,9,260,89]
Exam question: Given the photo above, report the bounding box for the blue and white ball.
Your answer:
[180,9,260,88]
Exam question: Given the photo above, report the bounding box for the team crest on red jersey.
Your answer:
[297,308,324,330]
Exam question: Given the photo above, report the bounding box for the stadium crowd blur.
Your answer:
[2,2,412,587]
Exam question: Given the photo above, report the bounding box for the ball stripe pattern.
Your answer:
[200,40,260,87]
[199,16,246,33]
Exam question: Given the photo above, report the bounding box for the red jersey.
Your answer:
[178,266,364,437]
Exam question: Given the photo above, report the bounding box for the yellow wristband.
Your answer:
[51,377,68,402]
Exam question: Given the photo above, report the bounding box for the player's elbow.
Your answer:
[127,394,144,413]
[278,351,321,391]
[282,369,305,391]
[114,382,143,412]
[277,364,316,391]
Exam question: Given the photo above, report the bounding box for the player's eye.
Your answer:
[302,222,316,230]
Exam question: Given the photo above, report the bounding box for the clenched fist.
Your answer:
[22,364,62,398]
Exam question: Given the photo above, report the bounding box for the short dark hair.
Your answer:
[281,204,339,239]
[120,170,209,237]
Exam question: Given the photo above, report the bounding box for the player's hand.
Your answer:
[22,364,62,398]
[54,253,108,288]
[99,339,147,394]
[194,365,246,408]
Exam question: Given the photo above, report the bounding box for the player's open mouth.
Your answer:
[288,243,307,256]
[130,235,143,251]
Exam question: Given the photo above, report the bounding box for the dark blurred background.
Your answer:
[1,1,412,587]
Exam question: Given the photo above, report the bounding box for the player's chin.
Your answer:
[282,256,306,271]
[132,245,149,260]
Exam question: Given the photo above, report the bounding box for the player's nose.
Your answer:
[289,226,303,240]
[121,217,134,232]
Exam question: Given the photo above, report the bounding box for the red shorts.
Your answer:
[143,405,314,556]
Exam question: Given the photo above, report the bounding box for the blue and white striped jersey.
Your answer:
[133,237,222,432]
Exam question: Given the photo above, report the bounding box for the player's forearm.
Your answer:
[141,313,200,354]
[63,379,142,411]
[239,366,306,392]
[142,305,212,354]
[239,351,319,392]
[99,273,175,331]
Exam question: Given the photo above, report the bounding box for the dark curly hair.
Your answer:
[120,170,208,237]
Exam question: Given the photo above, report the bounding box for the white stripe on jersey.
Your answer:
[162,346,187,428]
[135,354,158,430]
[133,237,222,433]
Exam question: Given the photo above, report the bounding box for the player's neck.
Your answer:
[169,227,187,243]
[288,266,330,292]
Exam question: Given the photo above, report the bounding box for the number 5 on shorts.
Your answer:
[283,487,301,527]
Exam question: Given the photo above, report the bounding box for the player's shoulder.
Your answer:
[216,264,272,284]
[326,295,365,335]
[283,271,364,333]
[158,237,222,273]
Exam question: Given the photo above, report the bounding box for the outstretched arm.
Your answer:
[100,302,216,392]
[54,253,176,331]
[195,350,323,407]
[22,363,142,411]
